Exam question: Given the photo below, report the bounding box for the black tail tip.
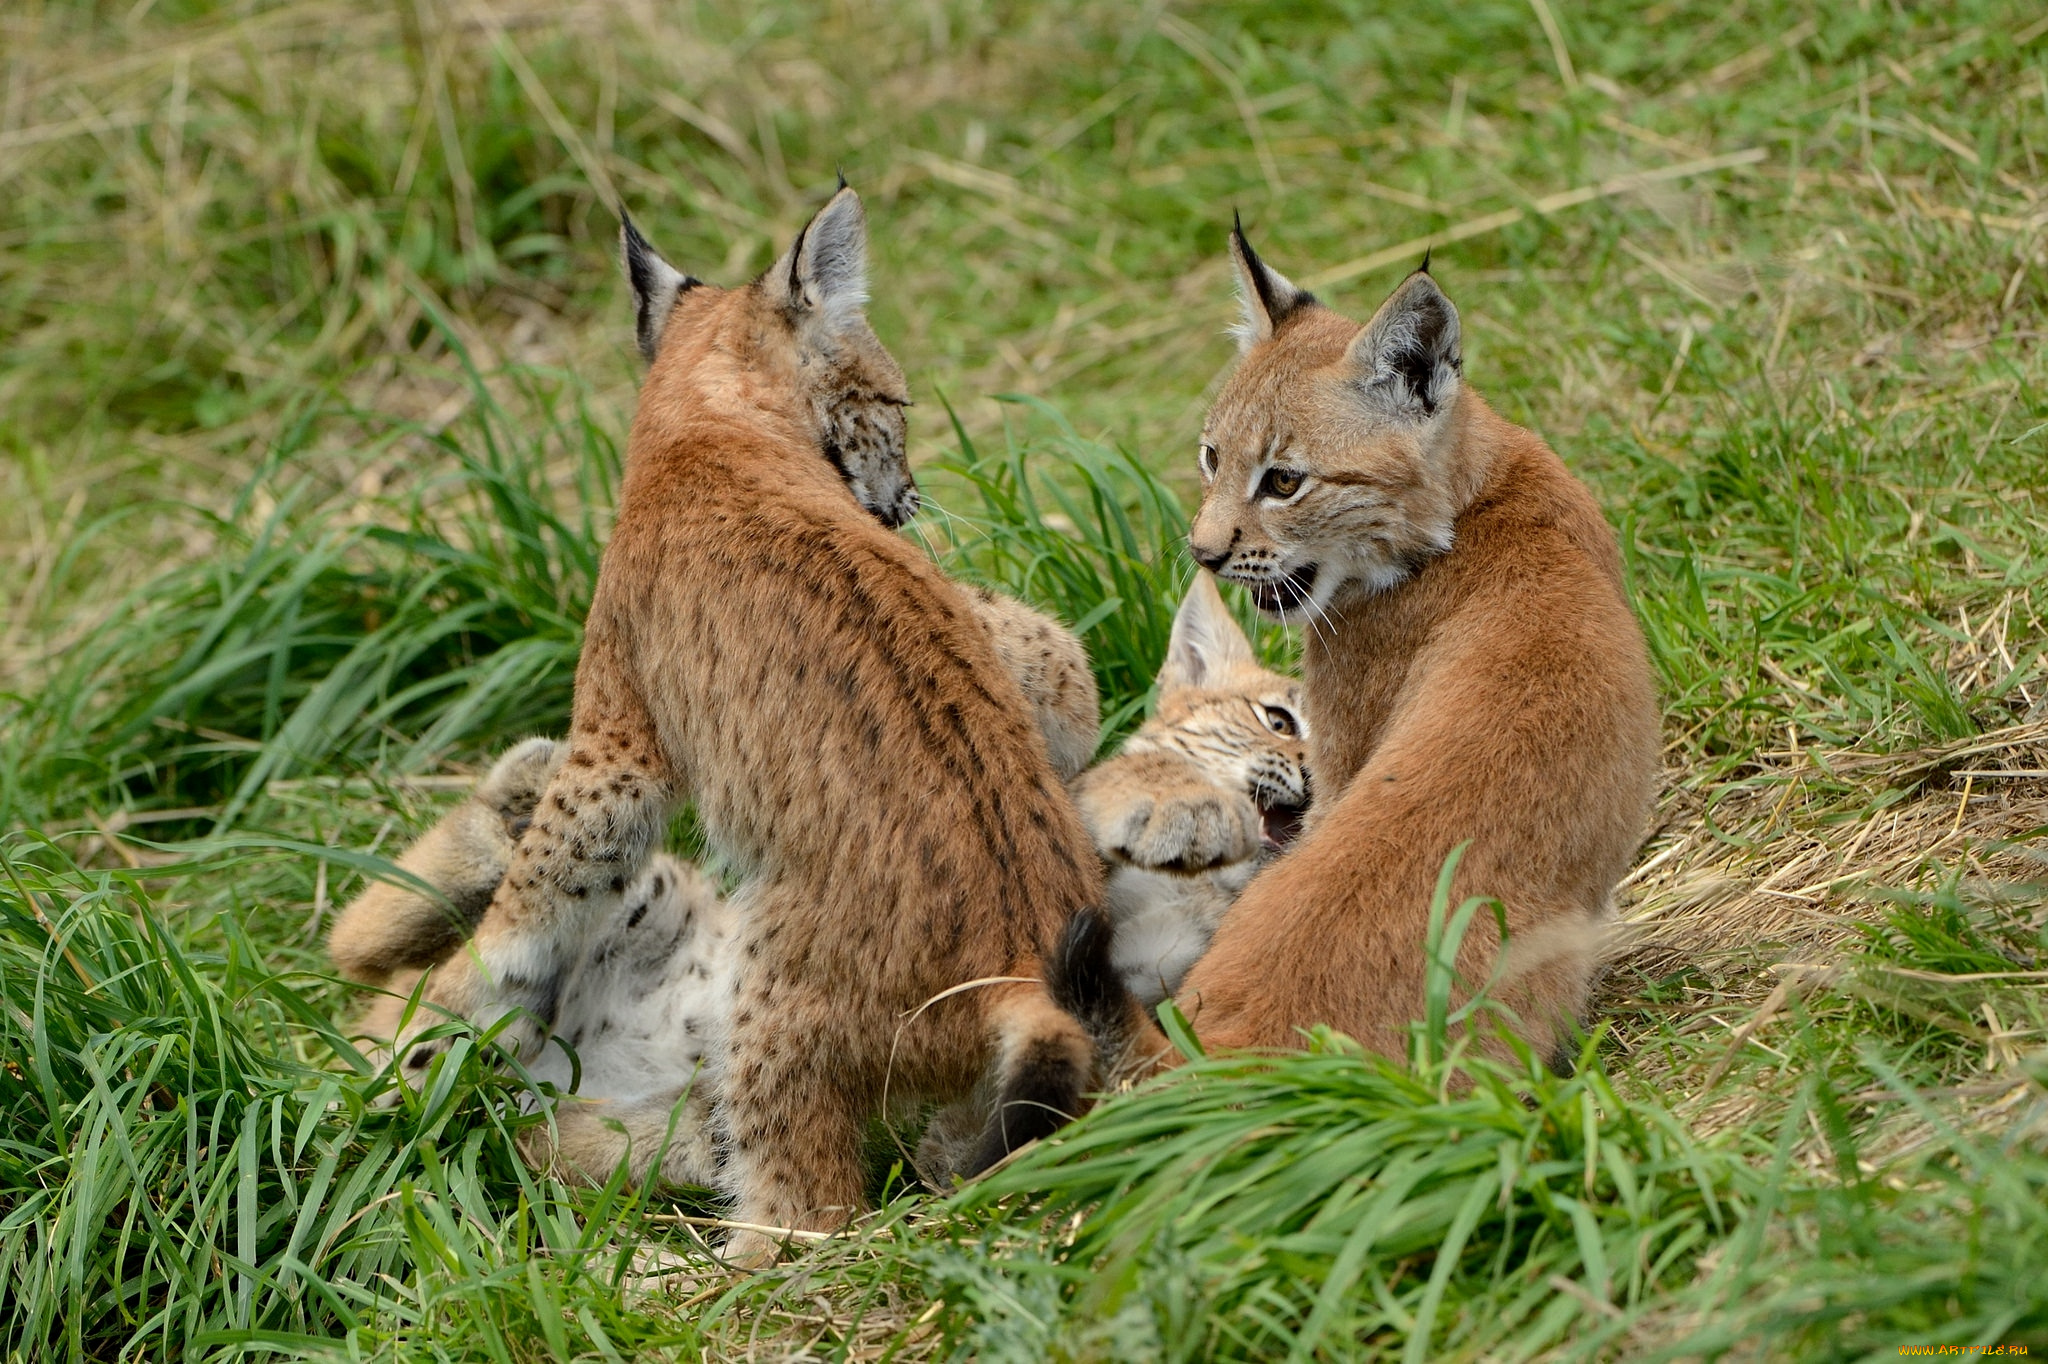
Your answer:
[1048,906,1127,1038]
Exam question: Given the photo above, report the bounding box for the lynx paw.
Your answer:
[720,1227,784,1270]
[386,957,545,1093]
[475,737,567,837]
[1089,781,1261,871]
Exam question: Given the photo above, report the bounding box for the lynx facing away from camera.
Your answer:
[380,186,1121,1263]
[1073,573,1308,1007]
[1143,228,1660,1068]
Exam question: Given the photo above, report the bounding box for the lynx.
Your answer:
[1073,572,1308,1007]
[380,185,1120,1263]
[1121,226,1661,1069]
[337,739,733,1187]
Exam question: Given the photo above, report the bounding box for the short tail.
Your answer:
[960,907,1138,1178]
[1048,905,1174,1081]
[1045,905,1137,1056]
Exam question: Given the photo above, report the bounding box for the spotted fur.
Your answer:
[338,586,1102,1196]
[382,202,1112,1262]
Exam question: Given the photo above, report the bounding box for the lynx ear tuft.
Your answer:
[1158,572,1256,693]
[620,211,699,363]
[1228,214,1313,351]
[1347,269,1462,420]
[764,186,870,326]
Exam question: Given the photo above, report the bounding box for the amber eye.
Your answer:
[1260,704,1300,737]
[1259,467,1304,500]
[1197,443,1218,480]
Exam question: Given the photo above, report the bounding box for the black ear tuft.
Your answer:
[1419,244,1432,275]
[1228,218,1313,347]
[1388,289,1454,406]
[619,210,697,363]
[764,187,870,324]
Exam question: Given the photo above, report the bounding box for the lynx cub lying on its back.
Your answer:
[1074,573,1308,1006]
[343,739,737,1188]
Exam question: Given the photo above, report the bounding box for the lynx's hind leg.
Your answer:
[715,976,871,1264]
[327,738,565,984]
[962,587,1100,781]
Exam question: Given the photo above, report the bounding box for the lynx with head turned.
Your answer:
[1098,227,1661,1070]
[383,185,1122,1263]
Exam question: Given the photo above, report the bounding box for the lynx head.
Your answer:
[620,185,918,528]
[1140,573,1310,850]
[1187,222,1467,619]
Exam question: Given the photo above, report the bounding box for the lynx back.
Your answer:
[393,186,1120,1263]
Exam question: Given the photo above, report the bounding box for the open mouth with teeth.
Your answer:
[1257,797,1306,851]
[1245,563,1319,616]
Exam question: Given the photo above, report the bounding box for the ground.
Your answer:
[2,1,2045,1358]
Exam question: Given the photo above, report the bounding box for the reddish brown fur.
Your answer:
[1170,248,1660,1067]
[400,191,1105,1261]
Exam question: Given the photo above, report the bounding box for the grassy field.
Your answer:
[4,0,2048,1357]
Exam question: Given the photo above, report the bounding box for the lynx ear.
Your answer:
[1158,572,1256,694]
[762,185,870,327]
[620,211,699,363]
[1228,215,1312,350]
[1346,269,1463,420]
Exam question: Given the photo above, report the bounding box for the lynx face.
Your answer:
[622,191,918,528]
[1139,620,1310,852]
[1188,226,1467,621]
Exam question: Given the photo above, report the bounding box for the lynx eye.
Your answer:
[1259,704,1300,737]
[1197,443,1218,480]
[1259,467,1305,501]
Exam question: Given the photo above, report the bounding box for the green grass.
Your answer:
[5,0,2048,1357]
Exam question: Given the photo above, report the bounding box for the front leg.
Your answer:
[397,713,675,1085]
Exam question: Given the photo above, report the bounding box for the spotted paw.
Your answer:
[1101,782,1261,872]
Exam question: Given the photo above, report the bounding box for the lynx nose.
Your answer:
[1190,542,1230,573]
